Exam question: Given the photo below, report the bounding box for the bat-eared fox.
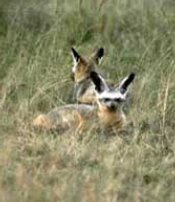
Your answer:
[33,71,135,134]
[70,47,104,104]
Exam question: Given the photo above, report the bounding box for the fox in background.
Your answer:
[70,47,104,104]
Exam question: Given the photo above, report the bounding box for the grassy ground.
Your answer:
[0,0,175,201]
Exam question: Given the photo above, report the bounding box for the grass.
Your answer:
[0,0,175,201]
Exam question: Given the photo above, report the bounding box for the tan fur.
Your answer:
[32,102,127,135]
[71,48,103,104]
[74,58,96,83]
[97,105,126,131]
[33,114,52,130]
[33,106,126,135]
[87,71,135,134]
[77,87,96,104]
[32,104,96,133]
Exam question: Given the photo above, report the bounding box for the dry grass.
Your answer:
[0,0,175,201]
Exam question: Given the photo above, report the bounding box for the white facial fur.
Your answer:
[97,57,103,65]
[96,89,126,110]
[72,61,78,73]
[90,71,135,111]
[71,53,78,73]
[97,89,126,100]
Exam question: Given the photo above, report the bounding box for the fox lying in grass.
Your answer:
[33,71,135,134]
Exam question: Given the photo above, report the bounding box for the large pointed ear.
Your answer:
[71,48,81,64]
[91,47,104,65]
[90,71,107,93]
[119,73,135,94]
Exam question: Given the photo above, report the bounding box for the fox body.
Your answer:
[33,104,97,133]
[33,72,135,134]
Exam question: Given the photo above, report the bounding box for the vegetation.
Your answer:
[0,0,175,201]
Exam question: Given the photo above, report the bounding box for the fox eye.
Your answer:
[103,98,110,102]
[114,98,123,102]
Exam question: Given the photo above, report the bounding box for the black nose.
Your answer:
[70,73,75,81]
[109,104,116,111]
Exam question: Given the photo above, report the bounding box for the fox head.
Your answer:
[90,71,135,112]
[71,47,104,83]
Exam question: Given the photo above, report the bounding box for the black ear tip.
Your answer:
[71,47,76,53]
[129,73,135,81]
[99,47,104,52]
[98,47,104,57]
[71,47,80,60]
[90,71,103,93]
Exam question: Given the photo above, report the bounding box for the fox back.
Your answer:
[33,104,96,133]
